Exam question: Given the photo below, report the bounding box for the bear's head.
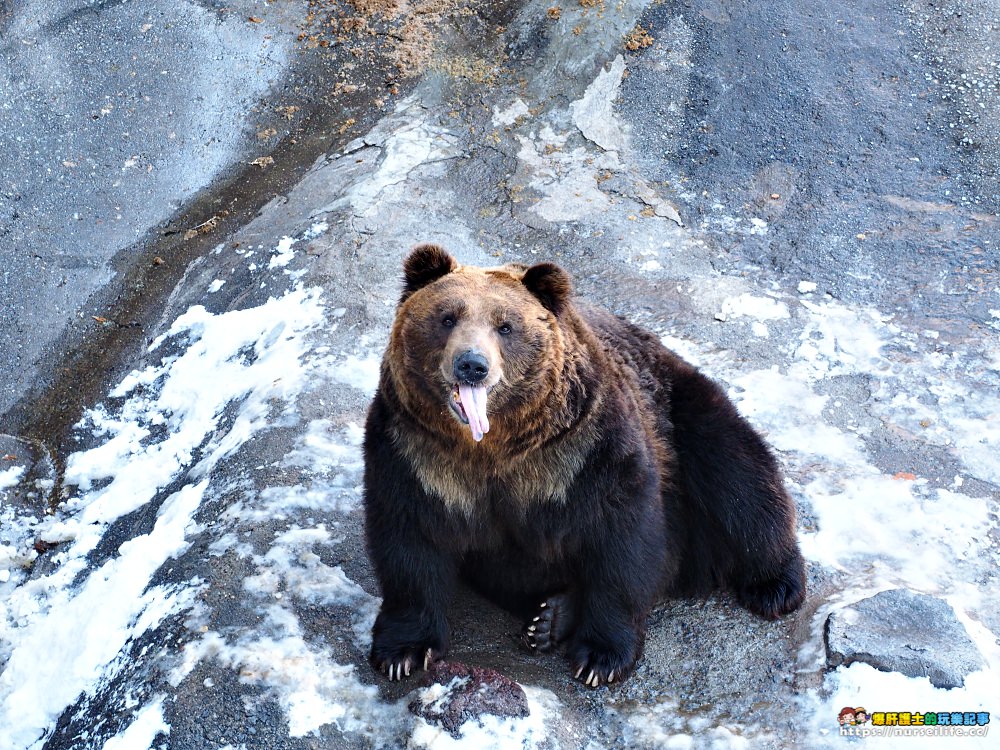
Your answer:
[388,244,573,444]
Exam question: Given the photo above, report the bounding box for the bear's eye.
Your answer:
[497,323,513,336]
[442,315,456,328]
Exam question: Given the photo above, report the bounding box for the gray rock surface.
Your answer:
[825,588,985,688]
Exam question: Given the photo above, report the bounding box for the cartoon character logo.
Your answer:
[839,707,857,726]
[855,707,869,725]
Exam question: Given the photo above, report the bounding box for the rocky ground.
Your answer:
[1,0,997,748]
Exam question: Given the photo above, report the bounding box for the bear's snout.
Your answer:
[453,350,490,384]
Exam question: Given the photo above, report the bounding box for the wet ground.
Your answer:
[0,0,997,748]
[0,0,410,441]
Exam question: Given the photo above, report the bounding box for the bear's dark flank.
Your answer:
[664,354,806,616]
[583,309,806,617]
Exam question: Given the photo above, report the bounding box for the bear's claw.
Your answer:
[570,653,629,688]
[521,595,572,653]
[375,647,439,682]
[574,664,614,687]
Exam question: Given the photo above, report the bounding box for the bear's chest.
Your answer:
[397,429,593,516]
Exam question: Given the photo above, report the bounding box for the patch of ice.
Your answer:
[875,377,1000,485]
[244,484,360,521]
[207,279,225,293]
[570,55,627,152]
[348,103,462,215]
[791,299,890,378]
[514,127,619,222]
[799,476,992,586]
[614,696,761,749]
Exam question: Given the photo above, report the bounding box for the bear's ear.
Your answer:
[521,262,572,316]
[402,244,457,300]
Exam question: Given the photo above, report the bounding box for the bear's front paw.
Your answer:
[567,634,640,688]
[370,643,444,682]
[522,594,575,653]
[736,554,806,619]
[370,610,447,682]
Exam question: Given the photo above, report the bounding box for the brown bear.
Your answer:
[363,244,805,687]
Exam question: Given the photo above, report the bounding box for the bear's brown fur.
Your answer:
[364,244,805,687]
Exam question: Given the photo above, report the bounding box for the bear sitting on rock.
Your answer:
[364,244,805,687]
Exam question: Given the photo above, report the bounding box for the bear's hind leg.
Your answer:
[735,547,806,619]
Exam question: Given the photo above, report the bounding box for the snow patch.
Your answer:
[101,696,169,750]
[173,605,399,740]
[0,482,205,748]
[243,524,379,648]
[672,284,999,744]
[268,236,296,269]
[806,662,997,749]
[719,293,789,321]
[326,353,381,395]
[792,299,890,378]
[0,286,328,747]
[0,466,24,492]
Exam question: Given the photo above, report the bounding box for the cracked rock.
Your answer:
[825,589,985,688]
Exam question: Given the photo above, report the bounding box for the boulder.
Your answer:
[825,589,985,689]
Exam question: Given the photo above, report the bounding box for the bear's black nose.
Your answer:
[454,350,489,384]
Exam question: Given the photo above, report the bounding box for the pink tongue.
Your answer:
[458,383,490,442]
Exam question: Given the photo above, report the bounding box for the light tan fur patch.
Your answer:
[392,401,601,515]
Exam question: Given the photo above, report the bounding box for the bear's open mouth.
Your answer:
[449,383,491,442]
